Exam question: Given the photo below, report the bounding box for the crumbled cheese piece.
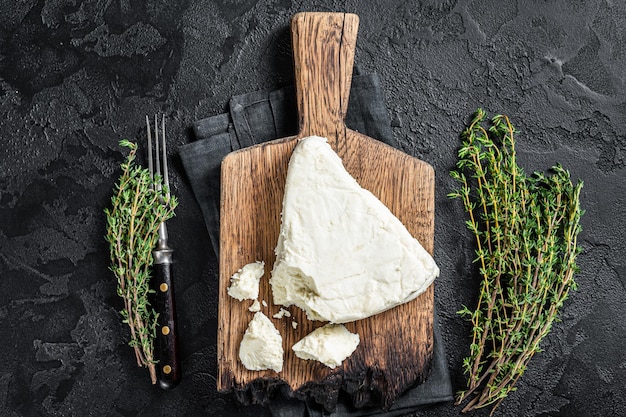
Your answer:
[239,312,283,372]
[248,299,261,312]
[270,136,440,323]
[273,308,291,319]
[227,261,265,301]
[291,321,298,329]
[261,300,268,307]
[292,324,359,369]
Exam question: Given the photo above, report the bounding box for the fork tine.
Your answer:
[146,115,170,196]
[146,115,154,182]
[161,115,170,199]
[154,115,162,191]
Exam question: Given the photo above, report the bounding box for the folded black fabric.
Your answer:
[178,70,453,416]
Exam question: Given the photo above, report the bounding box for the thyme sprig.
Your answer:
[450,109,583,414]
[104,140,178,384]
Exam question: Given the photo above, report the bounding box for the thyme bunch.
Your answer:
[104,140,178,384]
[449,109,583,414]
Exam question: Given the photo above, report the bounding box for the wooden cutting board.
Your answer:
[218,12,435,410]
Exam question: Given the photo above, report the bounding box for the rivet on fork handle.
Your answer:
[147,115,181,390]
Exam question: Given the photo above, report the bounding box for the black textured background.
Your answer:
[1,1,625,416]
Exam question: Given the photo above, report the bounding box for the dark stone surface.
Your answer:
[1,1,625,416]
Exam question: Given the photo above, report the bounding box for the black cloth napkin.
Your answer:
[178,69,454,416]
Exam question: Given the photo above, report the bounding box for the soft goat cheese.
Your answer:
[270,136,439,323]
[292,324,360,369]
[227,261,264,301]
[273,308,291,319]
[239,312,283,372]
[248,299,261,312]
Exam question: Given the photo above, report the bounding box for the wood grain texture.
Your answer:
[218,12,435,410]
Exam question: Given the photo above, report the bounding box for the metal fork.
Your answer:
[146,115,181,389]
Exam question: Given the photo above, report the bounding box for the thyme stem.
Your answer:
[450,110,583,413]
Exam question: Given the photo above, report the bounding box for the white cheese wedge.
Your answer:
[227,261,264,301]
[292,324,359,369]
[239,312,283,372]
[270,136,439,323]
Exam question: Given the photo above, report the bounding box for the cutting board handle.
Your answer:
[291,12,359,142]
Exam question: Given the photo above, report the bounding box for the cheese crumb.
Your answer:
[292,324,359,369]
[261,300,268,307]
[227,261,264,301]
[291,321,298,329]
[273,308,291,319]
[239,312,283,372]
[248,299,261,312]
